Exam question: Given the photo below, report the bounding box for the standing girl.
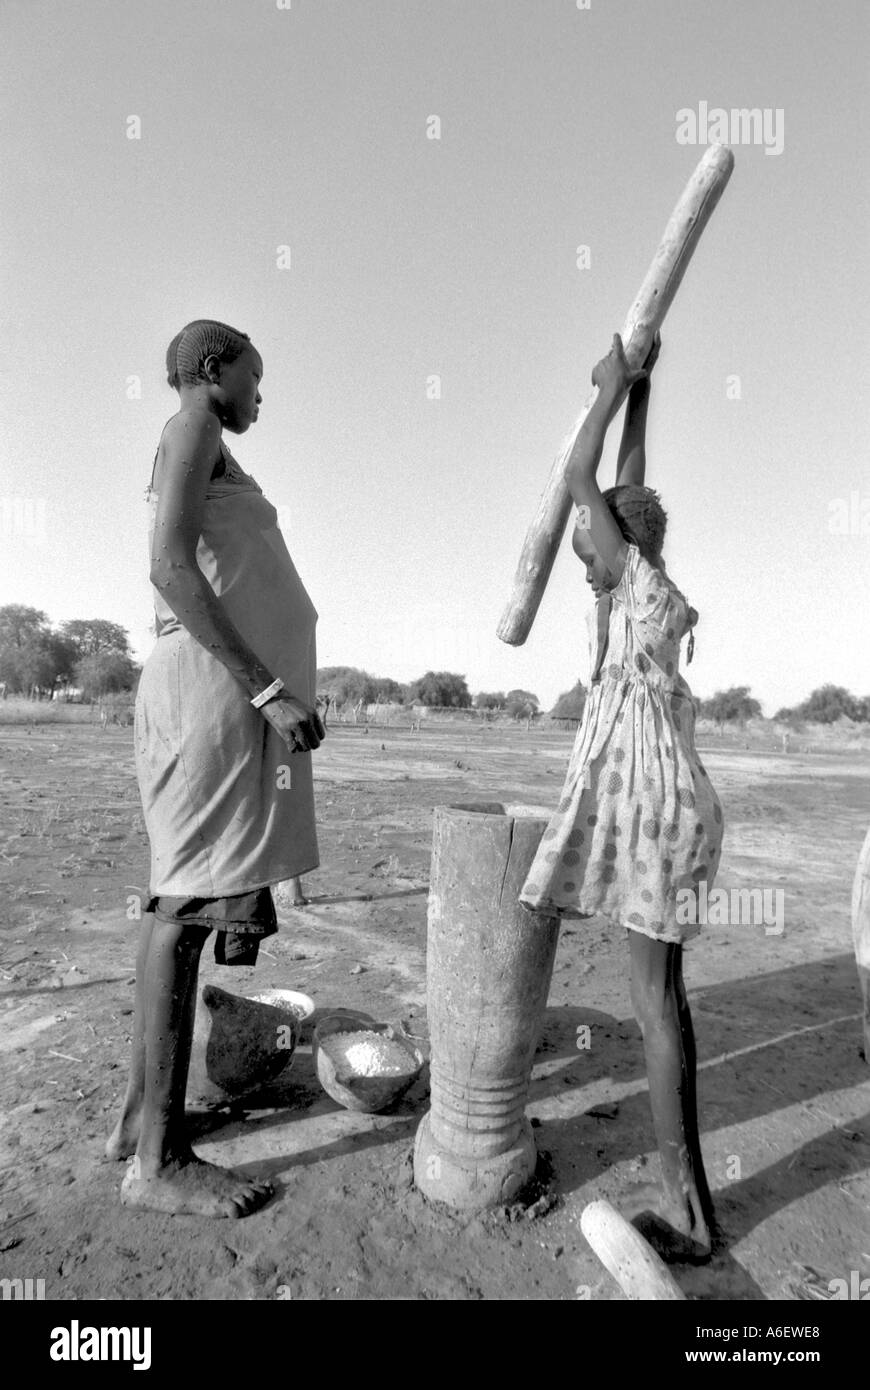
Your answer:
[520,332,722,1258]
[107,320,324,1218]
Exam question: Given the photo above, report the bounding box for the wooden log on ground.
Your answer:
[580,1198,686,1300]
[497,143,735,647]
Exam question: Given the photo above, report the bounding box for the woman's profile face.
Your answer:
[217,346,263,433]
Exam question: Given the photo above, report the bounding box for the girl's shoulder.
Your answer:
[150,411,224,491]
[614,545,689,625]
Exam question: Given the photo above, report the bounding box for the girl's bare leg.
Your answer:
[119,919,272,1218]
[627,931,713,1258]
[106,910,154,1159]
[674,953,715,1221]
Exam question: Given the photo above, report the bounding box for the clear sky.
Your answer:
[2,0,868,712]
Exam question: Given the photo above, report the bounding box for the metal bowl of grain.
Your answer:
[313,1013,425,1114]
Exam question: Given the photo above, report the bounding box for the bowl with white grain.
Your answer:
[313,1012,425,1114]
[248,988,315,1041]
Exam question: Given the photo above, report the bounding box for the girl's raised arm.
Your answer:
[614,332,660,489]
[566,335,644,590]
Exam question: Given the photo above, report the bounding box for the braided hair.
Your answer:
[165,320,252,390]
[602,484,667,560]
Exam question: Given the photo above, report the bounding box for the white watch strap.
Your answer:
[251,677,285,708]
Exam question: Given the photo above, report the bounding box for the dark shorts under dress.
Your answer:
[144,887,277,966]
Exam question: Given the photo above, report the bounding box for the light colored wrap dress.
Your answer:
[134,442,319,898]
[519,544,723,944]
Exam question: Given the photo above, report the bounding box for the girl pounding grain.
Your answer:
[107,320,324,1218]
[520,333,722,1259]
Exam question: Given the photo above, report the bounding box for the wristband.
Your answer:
[251,677,285,708]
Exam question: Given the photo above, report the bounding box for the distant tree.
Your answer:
[76,651,139,701]
[0,607,77,696]
[0,604,50,649]
[407,671,472,708]
[505,688,540,720]
[0,646,23,692]
[701,686,762,729]
[0,642,55,695]
[506,688,539,708]
[796,684,860,724]
[44,634,78,688]
[316,666,376,705]
[550,680,587,721]
[60,619,132,658]
[474,691,507,710]
[369,676,404,703]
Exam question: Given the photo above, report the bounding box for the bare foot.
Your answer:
[120,1154,273,1218]
[106,1107,141,1161]
[624,1181,714,1263]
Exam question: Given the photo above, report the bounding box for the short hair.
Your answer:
[602,484,667,558]
[165,319,252,390]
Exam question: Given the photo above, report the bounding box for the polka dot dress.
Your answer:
[520,545,723,944]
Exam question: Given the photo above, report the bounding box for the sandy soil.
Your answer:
[0,722,868,1301]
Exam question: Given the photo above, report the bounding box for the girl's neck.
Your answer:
[178,385,222,422]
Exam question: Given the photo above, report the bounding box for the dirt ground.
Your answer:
[1,721,868,1302]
